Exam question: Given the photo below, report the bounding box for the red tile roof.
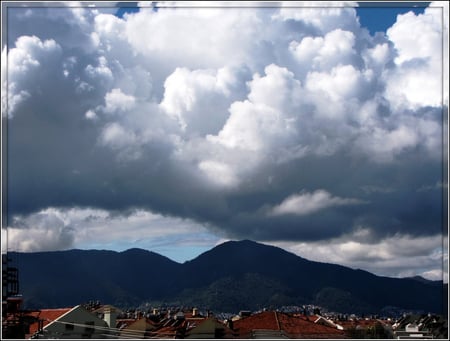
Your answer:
[233,312,347,338]
[280,314,346,338]
[234,311,280,336]
[27,308,72,336]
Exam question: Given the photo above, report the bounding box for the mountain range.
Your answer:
[8,240,446,315]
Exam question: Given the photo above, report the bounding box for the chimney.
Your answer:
[104,307,117,329]
[227,319,234,330]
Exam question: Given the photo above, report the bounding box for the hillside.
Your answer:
[9,240,445,314]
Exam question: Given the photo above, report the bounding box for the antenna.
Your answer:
[2,227,24,339]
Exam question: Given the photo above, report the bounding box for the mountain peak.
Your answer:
[220,239,261,247]
[121,247,148,254]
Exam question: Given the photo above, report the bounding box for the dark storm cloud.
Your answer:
[191,150,445,242]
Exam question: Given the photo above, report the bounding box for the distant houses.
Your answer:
[4,302,446,339]
[22,305,360,339]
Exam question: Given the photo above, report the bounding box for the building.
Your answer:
[2,254,25,339]
[393,314,448,339]
[27,305,112,339]
[394,322,434,339]
[118,316,158,338]
[185,317,234,339]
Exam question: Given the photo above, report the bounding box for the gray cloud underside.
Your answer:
[6,115,445,241]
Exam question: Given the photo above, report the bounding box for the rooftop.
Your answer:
[233,311,347,339]
[26,308,72,336]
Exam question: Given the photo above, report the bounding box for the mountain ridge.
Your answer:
[16,242,443,283]
[8,240,445,315]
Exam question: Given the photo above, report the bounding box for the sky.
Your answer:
[1,1,448,283]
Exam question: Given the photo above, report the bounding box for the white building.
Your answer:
[29,305,113,339]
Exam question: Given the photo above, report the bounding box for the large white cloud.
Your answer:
[2,35,62,117]
[208,64,301,153]
[160,66,236,135]
[4,3,443,166]
[124,6,264,71]
[385,6,444,110]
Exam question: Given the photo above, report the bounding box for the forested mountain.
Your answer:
[9,240,446,314]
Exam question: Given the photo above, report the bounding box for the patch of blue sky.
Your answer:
[77,232,221,263]
[356,2,430,35]
[155,245,217,263]
[115,2,140,18]
[144,233,222,263]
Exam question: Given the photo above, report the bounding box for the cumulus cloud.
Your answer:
[198,160,239,188]
[270,190,366,216]
[2,2,446,279]
[6,208,76,252]
[103,88,136,113]
[2,35,62,117]
[6,207,221,259]
[160,66,235,134]
[99,122,138,150]
[124,6,264,72]
[209,66,298,152]
[290,28,357,71]
[85,109,98,120]
[385,6,444,110]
